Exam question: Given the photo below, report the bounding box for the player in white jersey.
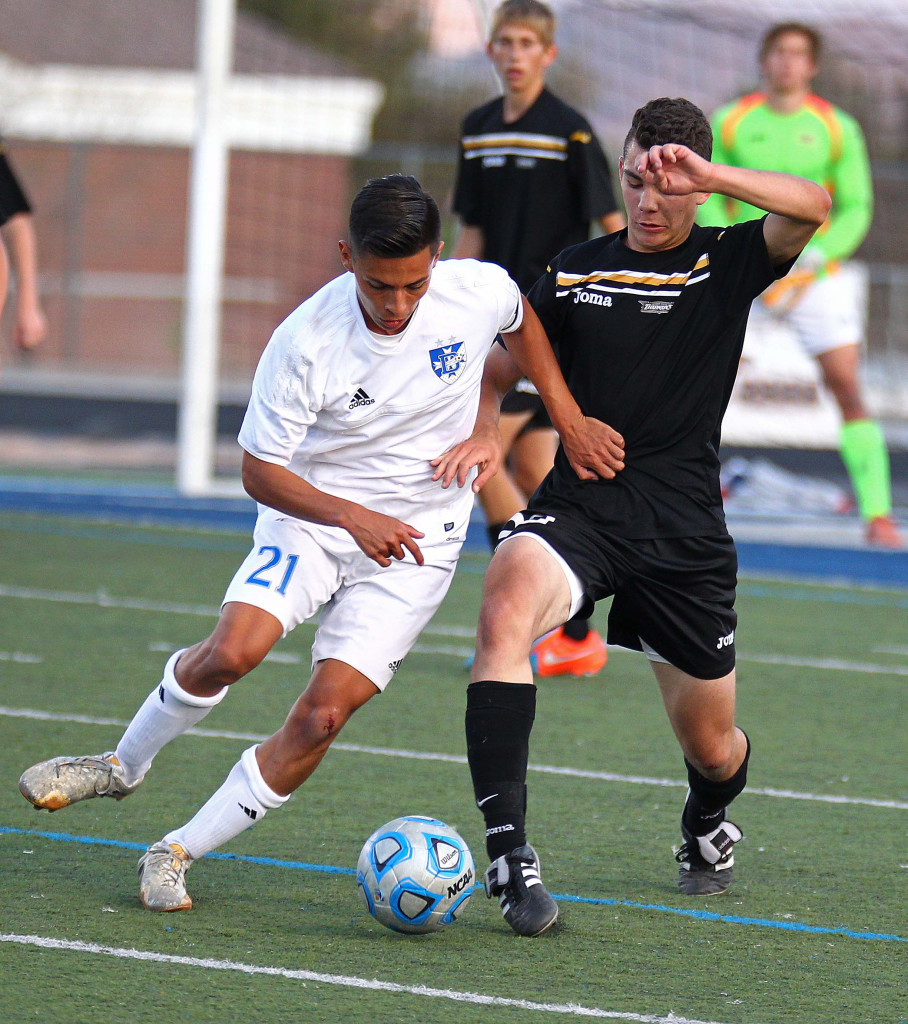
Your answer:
[19,174,624,913]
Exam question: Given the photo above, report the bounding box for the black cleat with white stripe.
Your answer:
[676,818,743,896]
[484,843,559,937]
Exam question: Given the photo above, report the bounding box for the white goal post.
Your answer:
[177,0,236,497]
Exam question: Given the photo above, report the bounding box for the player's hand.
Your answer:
[14,300,47,351]
[637,144,712,196]
[347,509,425,567]
[430,422,502,493]
[559,414,624,481]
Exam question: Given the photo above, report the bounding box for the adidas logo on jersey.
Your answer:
[349,387,375,409]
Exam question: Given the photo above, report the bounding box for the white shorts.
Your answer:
[221,514,459,691]
[748,262,867,357]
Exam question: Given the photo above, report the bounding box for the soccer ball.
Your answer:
[356,815,475,934]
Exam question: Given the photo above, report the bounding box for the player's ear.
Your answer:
[542,42,558,69]
[339,240,354,272]
[433,241,444,264]
[695,192,711,206]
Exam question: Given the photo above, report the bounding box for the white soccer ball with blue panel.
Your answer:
[356,815,474,934]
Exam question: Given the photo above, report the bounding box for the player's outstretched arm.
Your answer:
[505,297,625,481]
[241,451,425,567]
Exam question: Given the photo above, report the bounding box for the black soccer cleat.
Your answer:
[484,843,559,937]
[675,818,743,896]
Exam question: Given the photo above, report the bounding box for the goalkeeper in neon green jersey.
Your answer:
[700,22,901,547]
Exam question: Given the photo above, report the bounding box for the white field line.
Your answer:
[2,705,906,811]
[2,581,908,675]
[0,933,742,1024]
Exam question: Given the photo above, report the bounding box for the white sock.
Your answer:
[115,650,228,786]
[164,745,289,860]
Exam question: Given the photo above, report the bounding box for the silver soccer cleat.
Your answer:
[18,752,140,811]
[138,840,193,912]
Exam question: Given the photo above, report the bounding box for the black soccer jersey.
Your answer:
[453,89,618,292]
[0,146,32,227]
[524,218,793,538]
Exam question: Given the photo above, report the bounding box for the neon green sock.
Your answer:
[839,419,892,521]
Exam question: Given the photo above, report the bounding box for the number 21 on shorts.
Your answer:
[245,546,299,595]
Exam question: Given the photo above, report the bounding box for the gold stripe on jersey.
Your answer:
[555,255,710,293]
[462,132,569,161]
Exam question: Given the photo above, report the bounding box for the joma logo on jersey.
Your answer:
[638,299,674,314]
[573,290,612,307]
[716,630,735,650]
[430,340,467,384]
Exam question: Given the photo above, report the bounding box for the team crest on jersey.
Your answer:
[430,340,467,384]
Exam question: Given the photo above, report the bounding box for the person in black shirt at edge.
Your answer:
[453,0,624,678]
[465,96,831,936]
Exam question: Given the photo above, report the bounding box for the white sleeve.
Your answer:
[497,272,524,335]
[237,325,318,466]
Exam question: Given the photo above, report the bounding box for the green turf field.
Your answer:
[0,511,905,1023]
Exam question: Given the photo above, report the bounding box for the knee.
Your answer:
[476,590,533,653]
[189,636,266,687]
[283,698,350,749]
[686,733,737,779]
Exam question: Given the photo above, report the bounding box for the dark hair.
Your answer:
[760,22,822,63]
[623,97,713,161]
[348,174,441,258]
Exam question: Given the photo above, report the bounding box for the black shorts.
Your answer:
[500,382,553,434]
[502,508,738,679]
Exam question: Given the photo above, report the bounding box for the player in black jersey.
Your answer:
[0,142,46,371]
[465,97,831,936]
[453,0,624,676]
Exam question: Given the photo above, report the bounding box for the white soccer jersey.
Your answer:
[238,258,523,548]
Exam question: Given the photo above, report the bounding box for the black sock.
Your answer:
[562,612,590,642]
[465,680,536,860]
[486,521,509,551]
[683,732,751,836]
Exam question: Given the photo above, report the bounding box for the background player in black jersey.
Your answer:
[465,97,831,937]
[0,141,46,372]
[452,0,624,677]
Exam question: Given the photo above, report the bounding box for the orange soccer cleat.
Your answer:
[531,626,608,678]
[866,516,903,549]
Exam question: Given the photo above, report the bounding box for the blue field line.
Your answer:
[3,825,904,944]
[551,892,906,942]
[0,826,354,876]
